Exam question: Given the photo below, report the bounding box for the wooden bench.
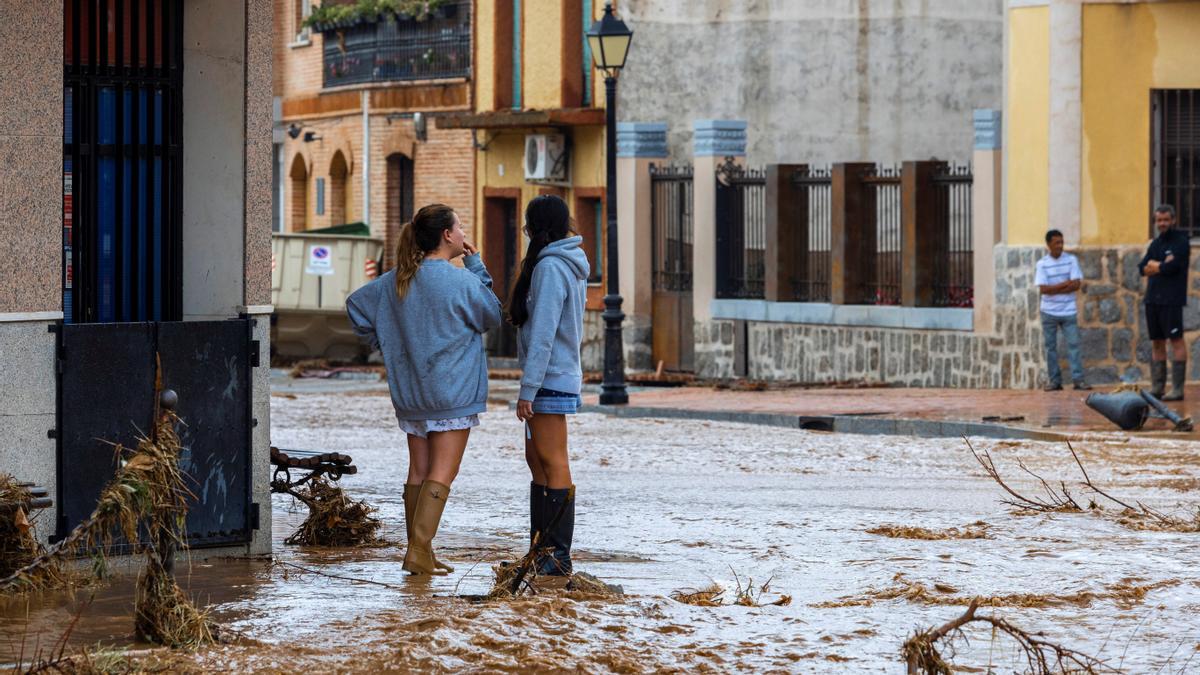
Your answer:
[269,446,357,495]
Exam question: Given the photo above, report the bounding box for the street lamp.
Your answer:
[588,3,632,405]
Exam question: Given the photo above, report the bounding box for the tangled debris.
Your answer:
[487,564,623,601]
[0,474,63,583]
[671,571,791,608]
[0,373,220,649]
[866,523,990,540]
[969,438,1200,532]
[818,572,1178,610]
[283,477,385,547]
[902,598,1111,674]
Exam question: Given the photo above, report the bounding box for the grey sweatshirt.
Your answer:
[347,254,502,420]
[518,236,590,401]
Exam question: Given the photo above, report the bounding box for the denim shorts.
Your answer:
[531,388,582,415]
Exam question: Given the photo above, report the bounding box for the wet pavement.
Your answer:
[3,387,1200,672]
[585,383,1200,437]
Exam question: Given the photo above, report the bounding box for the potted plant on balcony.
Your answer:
[304,0,451,32]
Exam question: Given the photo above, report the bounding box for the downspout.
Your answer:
[361,90,370,226]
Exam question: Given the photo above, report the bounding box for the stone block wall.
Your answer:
[585,312,654,373]
[691,244,1200,389]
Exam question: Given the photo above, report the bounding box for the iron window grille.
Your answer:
[1153,89,1200,239]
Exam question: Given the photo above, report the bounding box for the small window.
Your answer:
[1153,89,1200,238]
[315,177,326,216]
[294,0,312,44]
[576,196,603,284]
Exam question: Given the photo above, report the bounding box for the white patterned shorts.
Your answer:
[397,414,480,439]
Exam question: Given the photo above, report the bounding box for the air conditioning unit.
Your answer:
[524,134,568,182]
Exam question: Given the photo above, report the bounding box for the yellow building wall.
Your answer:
[475,0,497,113]
[522,2,566,110]
[1081,2,1200,246]
[1005,5,1050,246]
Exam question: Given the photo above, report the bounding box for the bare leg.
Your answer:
[526,427,548,486]
[1170,337,1188,363]
[407,434,431,485]
[426,428,470,486]
[1152,339,1168,362]
[528,414,571,489]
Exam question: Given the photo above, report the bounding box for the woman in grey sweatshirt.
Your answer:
[346,203,501,576]
[507,195,589,579]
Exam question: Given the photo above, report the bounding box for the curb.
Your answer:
[574,404,1066,442]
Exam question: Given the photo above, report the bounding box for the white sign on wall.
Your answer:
[306,245,334,276]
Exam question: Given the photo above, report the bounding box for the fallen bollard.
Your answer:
[1085,391,1149,431]
[1139,389,1194,432]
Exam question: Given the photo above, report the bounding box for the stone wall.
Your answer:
[692,244,1200,388]
[585,312,654,373]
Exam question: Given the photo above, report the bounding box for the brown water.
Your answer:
[4,391,1200,672]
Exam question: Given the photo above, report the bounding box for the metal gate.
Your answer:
[56,319,258,549]
[650,164,694,372]
[714,160,766,299]
[64,0,185,323]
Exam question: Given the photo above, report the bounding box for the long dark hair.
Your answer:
[394,203,456,299]
[505,195,573,326]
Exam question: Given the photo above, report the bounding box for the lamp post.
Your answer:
[588,3,632,405]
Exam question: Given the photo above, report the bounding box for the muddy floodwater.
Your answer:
[5,389,1200,672]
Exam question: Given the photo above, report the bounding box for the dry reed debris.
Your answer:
[866,523,990,540]
[283,477,384,547]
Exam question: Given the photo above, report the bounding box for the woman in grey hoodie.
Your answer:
[507,195,589,578]
[346,203,501,576]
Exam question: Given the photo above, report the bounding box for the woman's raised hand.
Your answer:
[462,239,478,257]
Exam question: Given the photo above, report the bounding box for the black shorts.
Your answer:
[1145,304,1184,341]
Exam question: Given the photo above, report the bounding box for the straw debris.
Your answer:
[0,474,65,584]
[866,523,990,540]
[487,564,623,601]
[671,570,791,608]
[283,477,385,547]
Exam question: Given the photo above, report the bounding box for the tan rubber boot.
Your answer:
[1164,361,1187,401]
[402,480,451,576]
[404,483,454,573]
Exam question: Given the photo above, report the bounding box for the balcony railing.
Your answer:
[321,2,470,88]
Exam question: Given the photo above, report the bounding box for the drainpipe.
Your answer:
[361,90,370,226]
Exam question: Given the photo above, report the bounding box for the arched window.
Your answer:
[329,151,349,226]
[289,154,308,231]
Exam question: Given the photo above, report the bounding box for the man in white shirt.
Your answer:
[1035,229,1089,391]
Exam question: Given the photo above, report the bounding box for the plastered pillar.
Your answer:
[616,122,667,320]
[1048,1,1082,245]
[973,109,1003,334]
[692,120,747,322]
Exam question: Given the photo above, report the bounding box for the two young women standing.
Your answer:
[347,195,586,578]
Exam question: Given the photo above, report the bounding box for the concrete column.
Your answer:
[1048,1,1082,244]
[973,109,1002,333]
[615,122,667,321]
[692,120,747,321]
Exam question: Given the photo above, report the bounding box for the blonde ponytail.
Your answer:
[393,222,422,299]
[393,203,458,299]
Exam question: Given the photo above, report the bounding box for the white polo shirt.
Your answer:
[1034,252,1083,317]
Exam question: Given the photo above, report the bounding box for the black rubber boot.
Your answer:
[537,486,574,576]
[1164,361,1187,401]
[529,482,546,546]
[1150,361,1168,398]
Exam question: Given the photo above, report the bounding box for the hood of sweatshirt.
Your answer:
[538,235,590,281]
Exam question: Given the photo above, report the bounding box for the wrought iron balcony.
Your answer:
[321,2,470,88]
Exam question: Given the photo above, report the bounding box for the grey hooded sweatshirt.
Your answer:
[518,236,590,401]
[347,254,502,420]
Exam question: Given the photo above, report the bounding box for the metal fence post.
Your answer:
[830,163,875,305]
[765,164,807,302]
[901,160,947,306]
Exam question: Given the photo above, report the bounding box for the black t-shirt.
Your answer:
[1138,228,1191,306]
